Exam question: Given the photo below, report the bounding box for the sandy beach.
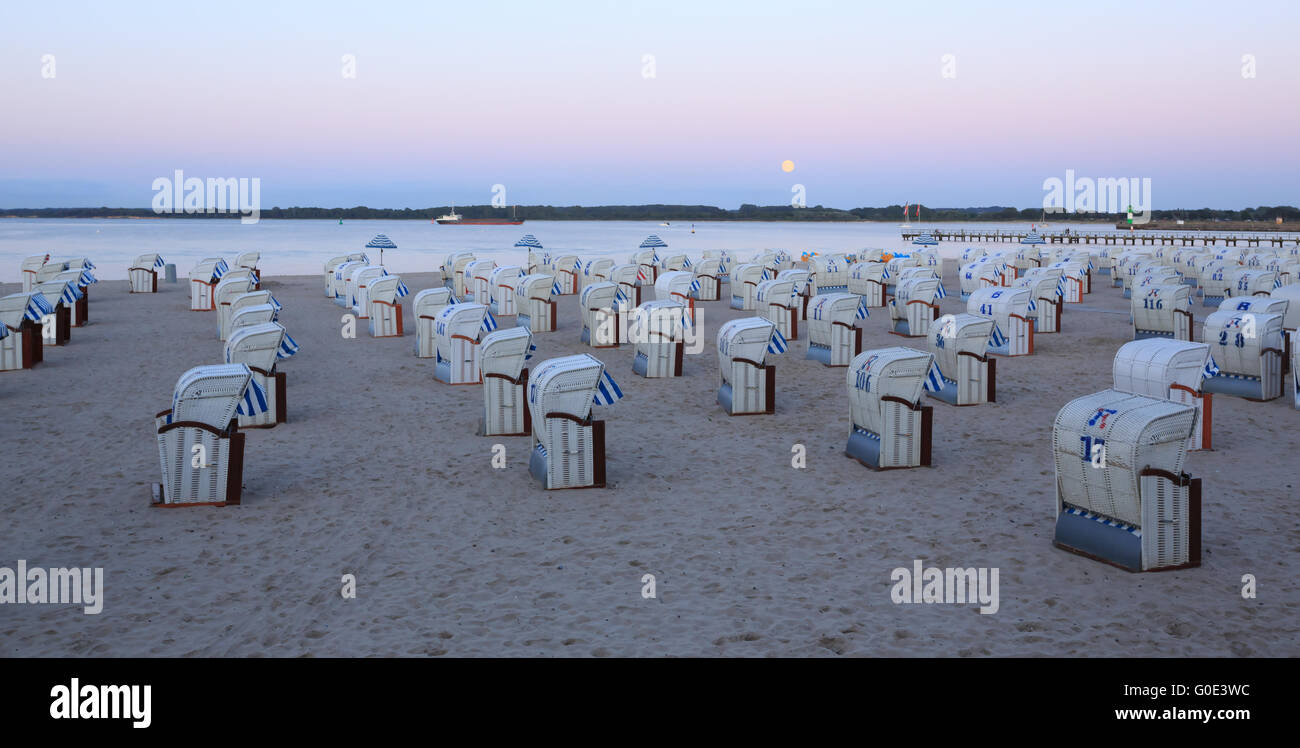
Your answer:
[1,261,1296,658]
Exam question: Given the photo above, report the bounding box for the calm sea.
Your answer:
[0,217,1263,282]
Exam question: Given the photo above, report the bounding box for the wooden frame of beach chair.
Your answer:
[806,292,864,367]
[465,259,497,306]
[888,276,941,338]
[515,274,558,333]
[154,364,259,506]
[0,293,46,370]
[1113,339,1214,451]
[434,302,491,384]
[848,262,888,308]
[33,280,77,346]
[690,259,723,303]
[1131,284,1193,341]
[729,263,766,311]
[1201,310,1284,401]
[489,266,523,317]
[527,354,608,490]
[224,323,289,428]
[215,275,257,341]
[927,314,996,405]
[367,275,406,338]
[756,278,799,342]
[717,317,778,415]
[969,287,1033,356]
[845,347,935,469]
[129,253,162,294]
[1052,390,1200,572]
[188,258,227,311]
[630,300,686,378]
[480,327,534,436]
[1015,269,1063,334]
[413,288,455,358]
[580,282,620,349]
[580,258,615,292]
[550,255,580,295]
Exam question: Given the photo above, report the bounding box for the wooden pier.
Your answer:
[900,229,1300,248]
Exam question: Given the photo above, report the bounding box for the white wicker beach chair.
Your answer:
[848,262,889,308]
[515,274,558,333]
[687,259,723,303]
[778,268,812,320]
[33,280,78,346]
[630,300,687,378]
[488,265,523,317]
[845,347,937,469]
[717,317,785,415]
[1052,390,1200,571]
[580,282,620,348]
[756,278,799,341]
[888,276,943,338]
[527,353,622,489]
[367,275,409,338]
[729,263,767,310]
[609,264,642,310]
[445,252,476,297]
[927,314,996,405]
[1127,268,1182,300]
[654,270,696,324]
[0,292,50,370]
[631,249,658,286]
[968,287,1033,356]
[1048,258,1091,301]
[1131,284,1193,341]
[413,288,456,358]
[465,259,497,305]
[20,255,49,292]
[1225,269,1278,301]
[49,269,92,328]
[188,258,229,311]
[1201,310,1285,401]
[581,258,614,289]
[1014,268,1064,334]
[480,327,535,436]
[348,265,387,318]
[434,302,497,384]
[235,251,261,281]
[806,292,866,367]
[656,253,689,273]
[1197,258,1231,305]
[809,256,849,294]
[327,258,363,303]
[1112,250,1153,289]
[154,363,270,506]
[958,256,1005,300]
[885,253,923,291]
[550,255,580,295]
[129,253,164,293]
[215,275,257,340]
[1113,339,1214,450]
[224,322,296,428]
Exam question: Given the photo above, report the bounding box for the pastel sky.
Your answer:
[2,0,1296,209]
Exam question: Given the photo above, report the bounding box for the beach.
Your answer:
[1,264,1296,658]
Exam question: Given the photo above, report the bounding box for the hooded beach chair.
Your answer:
[1013,246,1043,277]
[515,274,558,333]
[630,300,687,378]
[52,268,95,327]
[367,275,409,337]
[466,259,497,305]
[154,363,270,506]
[730,263,767,310]
[1112,251,1153,289]
[960,247,988,264]
[654,271,696,324]
[215,275,257,340]
[778,268,812,320]
[444,252,476,297]
[845,347,937,469]
[21,255,49,292]
[0,292,50,370]
[1051,390,1200,571]
[927,314,996,405]
[328,259,362,303]
[33,280,78,346]
[1048,258,1091,302]
[224,322,296,428]
[657,253,689,273]
[580,258,614,292]
[968,287,1033,356]
[348,265,387,318]
[550,255,580,295]
[527,353,622,489]
[884,253,923,293]
[717,317,786,415]
[129,253,164,293]
[888,276,942,338]
[235,251,261,282]
[188,258,228,311]
[323,253,366,297]
[848,262,889,308]
[1201,310,1284,401]
[959,256,1005,300]
[1131,284,1193,341]
[1126,268,1181,300]
[757,278,799,341]
[1014,269,1063,334]
[690,259,724,302]
[1197,259,1230,305]
[580,282,620,348]
[1224,269,1279,302]
[480,327,535,436]
[809,256,849,294]
[229,303,278,337]
[434,302,498,384]
[609,264,642,310]
[1113,339,1215,451]
[806,292,867,367]
[489,266,524,317]
[413,288,456,357]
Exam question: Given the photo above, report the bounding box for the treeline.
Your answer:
[4,204,1299,222]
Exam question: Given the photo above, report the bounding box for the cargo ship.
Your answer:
[433,204,524,225]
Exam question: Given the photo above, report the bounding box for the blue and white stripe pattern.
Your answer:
[268,294,283,312]
[1027,298,1037,311]
[1020,232,1045,245]
[881,267,891,280]
[211,259,229,282]
[1062,506,1141,537]
[912,233,938,246]
[153,256,166,269]
[767,327,789,354]
[235,377,271,417]
[640,235,668,249]
[277,332,300,360]
[395,281,410,297]
[592,370,624,405]
[923,359,944,392]
[1055,280,1065,297]
[988,322,1007,348]
[934,282,947,299]
[551,280,563,296]
[682,257,692,269]
[75,269,98,286]
[515,234,543,249]
[855,297,870,319]
[24,293,55,321]
[365,234,397,249]
[1203,356,1220,379]
[614,286,629,305]
[525,343,537,361]
[56,284,83,305]
[481,311,499,333]
[689,278,701,293]
[760,269,771,281]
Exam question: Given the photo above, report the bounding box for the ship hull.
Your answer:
[434,218,525,225]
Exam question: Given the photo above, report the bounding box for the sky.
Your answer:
[1,0,1297,210]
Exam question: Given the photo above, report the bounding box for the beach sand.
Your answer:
[1,262,1296,657]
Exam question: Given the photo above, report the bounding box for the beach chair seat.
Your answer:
[656,253,689,273]
[230,290,281,322]
[888,276,943,338]
[717,317,785,415]
[1014,269,1064,334]
[413,288,456,357]
[154,364,270,506]
[0,292,52,369]
[927,314,996,405]
[1201,310,1285,401]
[968,287,1033,356]
[806,292,867,367]
[32,280,80,346]
[188,258,229,311]
[1113,339,1214,450]
[527,353,622,489]
[580,282,620,348]
[465,259,497,305]
[848,262,889,308]
[129,253,164,294]
[631,300,687,378]
[515,274,558,333]
[224,322,296,428]
[1132,284,1193,341]
[326,256,366,301]
[367,275,409,338]
[434,302,497,384]
[729,263,767,310]
[845,347,937,469]
[480,327,535,436]
[1051,390,1200,571]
